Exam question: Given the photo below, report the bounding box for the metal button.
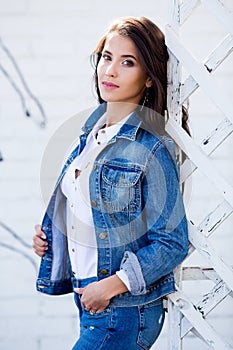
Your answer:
[72,248,75,252]
[99,233,107,240]
[100,269,108,275]
[93,164,97,170]
[91,200,97,207]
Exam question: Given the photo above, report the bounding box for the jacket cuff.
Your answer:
[120,251,147,295]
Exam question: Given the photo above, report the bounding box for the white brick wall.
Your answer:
[0,1,232,349]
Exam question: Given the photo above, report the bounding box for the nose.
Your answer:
[105,61,117,77]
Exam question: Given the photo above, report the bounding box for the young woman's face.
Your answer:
[97,33,151,105]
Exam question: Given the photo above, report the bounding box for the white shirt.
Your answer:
[61,112,131,289]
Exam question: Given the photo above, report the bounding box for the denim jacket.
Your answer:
[36,103,188,307]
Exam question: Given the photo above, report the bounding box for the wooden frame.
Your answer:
[165,1,233,348]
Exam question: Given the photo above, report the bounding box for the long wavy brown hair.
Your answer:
[91,16,190,136]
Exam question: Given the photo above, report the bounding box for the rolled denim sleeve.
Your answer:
[119,251,147,295]
[120,140,189,295]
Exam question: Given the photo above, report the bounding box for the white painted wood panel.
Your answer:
[166,1,233,348]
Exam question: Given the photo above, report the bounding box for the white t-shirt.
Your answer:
[61,112,131,290]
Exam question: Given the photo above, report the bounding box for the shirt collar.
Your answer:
[87,112,133,144]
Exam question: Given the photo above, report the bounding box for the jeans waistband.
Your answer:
[71,275,97,289]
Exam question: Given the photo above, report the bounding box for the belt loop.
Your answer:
[71,275,79,288]
[72,276,97,289]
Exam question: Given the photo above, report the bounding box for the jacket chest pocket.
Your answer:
[101,165,142,213]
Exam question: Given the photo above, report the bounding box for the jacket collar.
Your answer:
[81,102,142,141]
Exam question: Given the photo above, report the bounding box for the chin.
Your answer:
[100,96,117,103]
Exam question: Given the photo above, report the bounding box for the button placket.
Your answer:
[99,233,107,240]
[69,180,76,239]
[91,200,97,207]
[64,121,122,281]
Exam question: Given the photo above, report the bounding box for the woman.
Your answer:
[33,16,189,350]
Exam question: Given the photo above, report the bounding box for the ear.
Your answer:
[145,77,153,88]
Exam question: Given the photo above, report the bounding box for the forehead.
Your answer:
[103,33,138,55]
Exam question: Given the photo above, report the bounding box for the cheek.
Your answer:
[127,69,146,86]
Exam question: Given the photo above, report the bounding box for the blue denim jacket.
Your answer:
[36,103,188,307]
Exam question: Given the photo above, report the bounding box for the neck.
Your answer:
[105,102,136,127]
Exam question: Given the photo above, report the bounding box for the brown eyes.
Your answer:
[101,54,134,67]
[102,54,111,61]
[122,60,134,67]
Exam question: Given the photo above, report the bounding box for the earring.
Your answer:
[140,88,149,112]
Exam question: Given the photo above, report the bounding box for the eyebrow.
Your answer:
[103,50,137,61]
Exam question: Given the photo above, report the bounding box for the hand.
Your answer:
[32,224,48,257]
[75,275,128,313]
[77,281,110,314]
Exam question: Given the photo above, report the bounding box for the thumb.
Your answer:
[34,224,46,239]
[74,288,84,294]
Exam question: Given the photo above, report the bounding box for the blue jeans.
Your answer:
[71,277,165,350]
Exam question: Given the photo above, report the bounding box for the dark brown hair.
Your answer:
[91,16,190,135]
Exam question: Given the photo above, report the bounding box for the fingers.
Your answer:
[74,288,84,295]
[79,293,110,314]
[81,302,97,313]
[34,224,46,239]
[32,224,48,257]
[86,305,105,314]
[83,304,106,314]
